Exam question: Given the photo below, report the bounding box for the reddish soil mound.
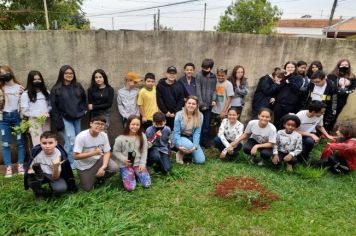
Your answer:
[214,177,279,210]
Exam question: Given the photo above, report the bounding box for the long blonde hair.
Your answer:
[182,96,201,128]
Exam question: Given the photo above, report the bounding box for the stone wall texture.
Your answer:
[1,30,355,163]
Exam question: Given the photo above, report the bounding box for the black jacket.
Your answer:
[275,74,303,107]
[50,83,87,130]
[327,74,356,113]
[303,79,337,127]
[24,144,78,192]
[87,85,114,117]
[156,78,185,114]
[252,74,279,116]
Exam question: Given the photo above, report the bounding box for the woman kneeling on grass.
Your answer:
[313,120,356,174]
[112,115,151,191]
[229,108,277,166]
[213,107,244,160]
[173,96,205,164]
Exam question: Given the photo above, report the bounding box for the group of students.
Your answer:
[0,57,355,198]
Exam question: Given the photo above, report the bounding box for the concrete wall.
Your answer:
[1,30,356,163]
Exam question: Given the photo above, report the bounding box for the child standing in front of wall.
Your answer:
[117,72,141,128]
[137,73,159,131]
[0,65,25,177]
[211,66,234,128]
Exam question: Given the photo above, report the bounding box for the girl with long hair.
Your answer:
[173,96,205,164]
[0,65,25,177]
[87,69,114,130]
[273,61,303,129]
[306,60,323,79]
[327,59,356,130]
[50,65,86,168]
[228,65,249,114]
[112,115,151,191]
[20,70,51,145]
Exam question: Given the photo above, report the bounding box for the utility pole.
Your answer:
[157,9,160,30]
[43,0,49,30]
[154,14,157,30]
[112,17,115,30]
[328,0,338,26]
[203,3,206,31]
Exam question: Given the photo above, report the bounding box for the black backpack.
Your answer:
[24,144,78,192]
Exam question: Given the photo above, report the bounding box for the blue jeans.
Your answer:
[0,111,25,166]
[213,136,242,159]
[175,136,205,164]
[147,148,172,174]
[62,118,81,168]
[301,136,315,161]
[200,109,212,146]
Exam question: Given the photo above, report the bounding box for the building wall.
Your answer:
[276,27,324,36]
[1,30,356,163]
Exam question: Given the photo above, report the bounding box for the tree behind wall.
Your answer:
[216,0,282,34]
[0,0,90,30]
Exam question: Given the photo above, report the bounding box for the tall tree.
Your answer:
[216,0,282,34]
[0,0,90,30]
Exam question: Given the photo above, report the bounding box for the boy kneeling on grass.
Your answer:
[313,120,356,174]
[24,131,77,198]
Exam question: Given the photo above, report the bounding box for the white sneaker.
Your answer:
[257,160,265,166]
[5,166,13,178]
[176,151,184,164]
[17,164,25,175]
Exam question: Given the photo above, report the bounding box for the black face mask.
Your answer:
[202,70,210,76]
[33,81,43,88]
[0,73,12,82]
[155,126,164,131]
[339,66,349,74]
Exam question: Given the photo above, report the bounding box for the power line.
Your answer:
[87,0,201,17]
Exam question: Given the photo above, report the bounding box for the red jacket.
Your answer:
[321,139,356,171]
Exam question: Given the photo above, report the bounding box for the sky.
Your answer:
[82,0,356,31]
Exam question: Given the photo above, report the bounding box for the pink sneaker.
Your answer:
[5,166,13,178]
[17,164,25,175]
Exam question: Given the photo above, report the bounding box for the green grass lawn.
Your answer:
[1,144,356,236]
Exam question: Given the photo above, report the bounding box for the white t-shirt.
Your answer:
[212,80,234,114]
[31,148,61,175]
[244,120,277,144]
[73,129,111,170]
[21,91,51,117]
[3,84,21,112]
[311,83,327,101]
[296,110,323,133]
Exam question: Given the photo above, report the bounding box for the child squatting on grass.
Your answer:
[25,131,77,198]
[230,108,277,166]
[146,112,172,175]
[213,107,244,160]
[272,114,303,172]
[313,120,356,174]
[73,115,118,192]
[112,115,151,191]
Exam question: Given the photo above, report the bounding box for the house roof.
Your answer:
[277,19,341,28]
[324,17,356,32]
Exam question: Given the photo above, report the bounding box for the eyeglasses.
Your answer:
[92,122,105,126]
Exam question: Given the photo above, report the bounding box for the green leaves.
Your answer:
[216,0,282,34]
[0,0,89,30]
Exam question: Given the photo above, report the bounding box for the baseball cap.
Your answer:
[166,66,177,74]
